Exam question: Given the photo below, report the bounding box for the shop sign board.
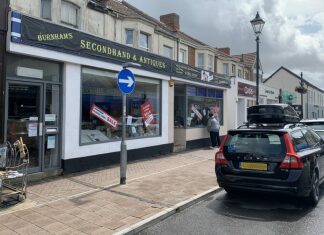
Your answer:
[90,104,118,128]
[117,69,136,94]
[140,101,155,127]
[238,82,256,98]
[10,11,231,88]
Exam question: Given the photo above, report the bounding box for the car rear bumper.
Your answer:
[216,166,311,197]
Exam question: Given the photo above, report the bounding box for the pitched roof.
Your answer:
[264,66,324,92]
[232,52,256,68]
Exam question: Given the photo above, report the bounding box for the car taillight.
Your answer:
[215,135,228,165]
[280,133,304,169]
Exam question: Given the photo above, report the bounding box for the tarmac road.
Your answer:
[138,186,324,235]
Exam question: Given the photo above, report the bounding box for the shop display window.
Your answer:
[186,86,223,128]
[81,67,161,144]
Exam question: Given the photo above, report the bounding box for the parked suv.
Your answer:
[215,104,324,206]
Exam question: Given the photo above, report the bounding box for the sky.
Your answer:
[128,0,324,89]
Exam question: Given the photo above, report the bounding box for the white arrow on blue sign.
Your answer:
[117,68,136,94]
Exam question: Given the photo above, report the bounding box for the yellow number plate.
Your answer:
[240,162,267,171]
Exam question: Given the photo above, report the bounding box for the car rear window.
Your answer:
[224,132,284,155]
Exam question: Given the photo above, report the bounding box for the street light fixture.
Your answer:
[250,12,265,105]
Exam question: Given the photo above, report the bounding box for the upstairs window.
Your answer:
[231,64,236,76]
[163,46,173,59]
[61,1,79,28]
[238,69,242,78]
[125,29,134,46]
[197,53,204,69]
[179,49,186,63]
[223,63,228,76]
[139,32,149,51]
[41,0,52,20]
[207,55,213,71]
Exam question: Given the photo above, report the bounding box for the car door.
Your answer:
[302,128,324,180]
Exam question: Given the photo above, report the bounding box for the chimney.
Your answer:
[160,13,180,32]
[218,47,230,55]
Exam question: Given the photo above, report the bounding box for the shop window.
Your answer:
[163,46,173,59]
[197,53,204,69]
[41,0,52,20]
[125,29,133,46]
[139,32,149,51]
[174,85,186,128]
[179,49,186,63]
[186,86,223,128]
[61,0,79,28]
[81,67,161,144]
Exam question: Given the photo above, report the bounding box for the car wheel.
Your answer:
[306,170,320,206]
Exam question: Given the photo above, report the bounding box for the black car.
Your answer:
[215,104,324,206]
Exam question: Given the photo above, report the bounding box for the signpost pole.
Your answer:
[120,93,127,184]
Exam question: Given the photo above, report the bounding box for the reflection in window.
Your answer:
[81,67,161,144]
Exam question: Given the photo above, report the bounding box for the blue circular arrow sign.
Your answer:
[117,68,136,94]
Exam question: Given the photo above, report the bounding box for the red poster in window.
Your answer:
[90,104,118,128]
[140,101,155,127]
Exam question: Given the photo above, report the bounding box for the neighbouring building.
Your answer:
[264,66,324,119]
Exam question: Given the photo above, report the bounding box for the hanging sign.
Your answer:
[90,104,118,128]
[140,101,155,127]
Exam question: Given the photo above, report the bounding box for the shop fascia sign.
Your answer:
[237,82,256,98]
[10,11,231,88]
[259,84,279,100]
[281,90,297,103]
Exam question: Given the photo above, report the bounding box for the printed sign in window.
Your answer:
[90,104,118,128]
[140,101,155,127]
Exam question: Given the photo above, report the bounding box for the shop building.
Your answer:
[1,1,231,174]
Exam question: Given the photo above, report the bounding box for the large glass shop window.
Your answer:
[81,67,161,144]
[187,86,223,128]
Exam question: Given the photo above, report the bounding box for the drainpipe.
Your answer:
[176,38,179,61]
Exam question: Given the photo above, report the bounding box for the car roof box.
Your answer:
[247,104,300,124]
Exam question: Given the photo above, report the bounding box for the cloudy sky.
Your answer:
[128,0,324,88]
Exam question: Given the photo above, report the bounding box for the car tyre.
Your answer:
[306,170,320,206]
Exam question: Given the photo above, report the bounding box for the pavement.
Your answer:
[0,148,219,235]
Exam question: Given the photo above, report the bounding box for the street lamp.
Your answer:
[250,12,265,105]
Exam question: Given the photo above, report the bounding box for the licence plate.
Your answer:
[240,162,267,171]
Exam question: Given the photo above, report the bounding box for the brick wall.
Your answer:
[188,46,195,67]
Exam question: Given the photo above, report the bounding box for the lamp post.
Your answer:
[250,12,265,105]
[300,72,304,119]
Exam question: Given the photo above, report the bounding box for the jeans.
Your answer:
[210,131,220,147]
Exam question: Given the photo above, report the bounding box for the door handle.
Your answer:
[39,122,43,136]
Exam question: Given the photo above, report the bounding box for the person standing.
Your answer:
[207,113,220,149]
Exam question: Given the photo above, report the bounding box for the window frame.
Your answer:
[139,32,149,51]
[61,0,79,28]
[163,45,173,59]
[223,63,229,76]
[207,54,213,71]
[125,29,134,47]
[179,49,186,63]
[197,53,204,69]
[41,0,52,20]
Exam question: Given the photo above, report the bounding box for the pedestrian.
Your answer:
[207,113,220,149]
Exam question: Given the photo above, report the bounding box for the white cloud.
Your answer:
[128,0,324,88]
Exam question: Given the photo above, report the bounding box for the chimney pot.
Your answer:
[160,13,180,32]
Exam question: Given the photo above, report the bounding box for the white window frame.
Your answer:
[163,45,173,59]
[125,29,134,47]
[197,53,204,69]
[223,63,229,76]
[207,55,213,71]
[139,32,149,51]
[61,0,79,28]
[231,64,236,76]
[179,49,186,63]
[41,0,52,20]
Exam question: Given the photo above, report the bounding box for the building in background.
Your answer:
[264,66,324,119]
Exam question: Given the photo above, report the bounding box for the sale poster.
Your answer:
[90,104,118,128]
[140,101,155,127]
